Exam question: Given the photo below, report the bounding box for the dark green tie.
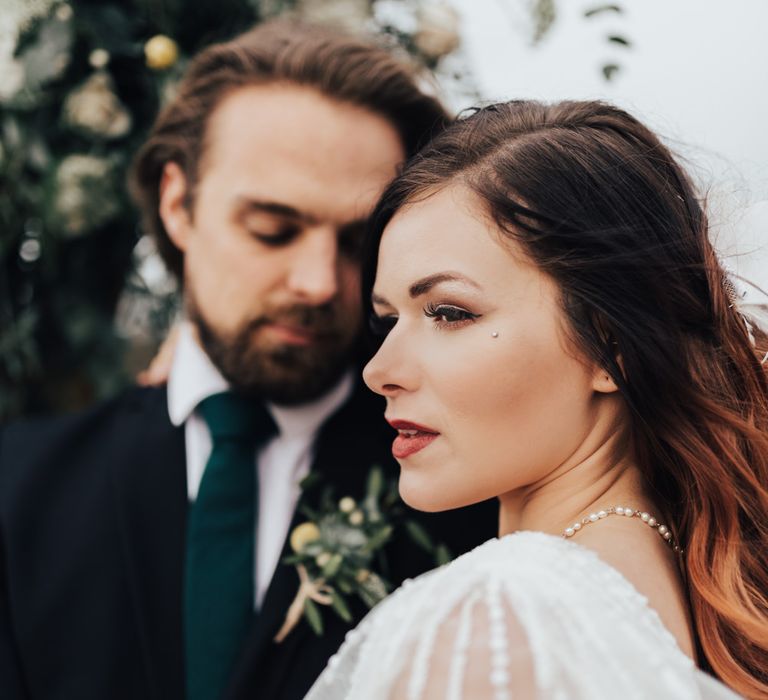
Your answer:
[184,392,278,700]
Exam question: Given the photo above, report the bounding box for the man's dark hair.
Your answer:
[129,19,449,279]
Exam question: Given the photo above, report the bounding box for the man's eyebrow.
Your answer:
[408,272,481,298]
[235,197,318,224]
[235,197,370,233]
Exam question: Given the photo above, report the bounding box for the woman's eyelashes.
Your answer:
[369,303,480,337]
[424,303,480,328]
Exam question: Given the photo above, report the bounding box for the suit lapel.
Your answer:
[110,387,188,700]
[226,381,393,696]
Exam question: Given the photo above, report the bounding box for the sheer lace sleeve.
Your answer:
[385,581,536,700]
[305,533,742,700]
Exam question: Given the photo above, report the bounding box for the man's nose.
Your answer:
[286,227,339,305]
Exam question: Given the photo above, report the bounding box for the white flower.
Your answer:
[55,4,73,22]
[3,0,59,33]
[0,58,25,101]
[133,236,178,296]
[297,0,371,30]
[0,12,24,101]
[54,155,120,237]
[63,71,132,139]
[349,510,365,526]
[322,522,367,548]
[373,0,418,34]
[414,2,461,61]
[88,48,110,69]
[339,497,356,514]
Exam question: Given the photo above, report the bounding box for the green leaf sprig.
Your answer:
[276,465,451,641]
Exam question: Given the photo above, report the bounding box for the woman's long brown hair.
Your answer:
[365,100,768,697]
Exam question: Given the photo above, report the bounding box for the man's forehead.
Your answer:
[203,83,403,168]
[199,84,405,223]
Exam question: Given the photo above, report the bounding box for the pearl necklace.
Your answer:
[562,505,683,554]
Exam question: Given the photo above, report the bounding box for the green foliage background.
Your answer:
[0,0,278,419]
[0,0,625,420]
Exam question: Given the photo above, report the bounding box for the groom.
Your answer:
[0,20,497,700]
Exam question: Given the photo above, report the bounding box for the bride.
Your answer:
[305,100,768,699]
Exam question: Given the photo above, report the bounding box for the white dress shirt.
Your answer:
[167,322,353,608]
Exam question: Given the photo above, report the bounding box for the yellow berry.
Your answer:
[144,35,179,71]
[289,522,321,553]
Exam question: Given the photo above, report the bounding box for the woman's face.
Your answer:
[364,185,611,512]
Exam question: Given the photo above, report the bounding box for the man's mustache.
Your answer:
[249,304,342,334]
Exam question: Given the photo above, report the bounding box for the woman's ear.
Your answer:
[589,314,623,393]
[592,367,620,394]
[158,161,192,252]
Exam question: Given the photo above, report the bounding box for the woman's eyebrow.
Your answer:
[371,273,482,308]
[408,272,482,298]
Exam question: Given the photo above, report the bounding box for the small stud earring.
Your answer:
[491,332,499,338]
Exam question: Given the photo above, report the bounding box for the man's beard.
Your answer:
[187,294,361,406]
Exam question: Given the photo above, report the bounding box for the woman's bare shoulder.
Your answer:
[573,519,696,659]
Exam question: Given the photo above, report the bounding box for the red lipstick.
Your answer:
[387,419,440,459]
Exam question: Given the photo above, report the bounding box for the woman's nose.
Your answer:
[363,331,414,397]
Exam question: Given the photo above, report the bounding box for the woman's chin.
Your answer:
[399,478,475,513]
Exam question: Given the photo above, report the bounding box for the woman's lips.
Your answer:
[387,419,440,459]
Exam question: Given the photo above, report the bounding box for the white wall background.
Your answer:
[449,0,768,291]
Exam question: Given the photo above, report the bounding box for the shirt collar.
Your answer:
[268,369,354,440]
[167,321,355,436]
[167,321,229,427]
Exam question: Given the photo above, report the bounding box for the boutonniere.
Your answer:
[274,466,450,643]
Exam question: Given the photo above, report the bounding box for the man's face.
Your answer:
[160,84,405,404]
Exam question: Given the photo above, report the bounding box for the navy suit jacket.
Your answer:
[0,383,497,699]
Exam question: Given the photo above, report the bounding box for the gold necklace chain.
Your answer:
[562,505,683,555]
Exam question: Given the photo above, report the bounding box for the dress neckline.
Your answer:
[490,530,693,664]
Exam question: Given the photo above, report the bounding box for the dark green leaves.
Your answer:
[303,598,324,635]
[602,63,621,81]
[584,5,623,18]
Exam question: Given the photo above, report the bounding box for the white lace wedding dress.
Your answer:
[305,532,741,699]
